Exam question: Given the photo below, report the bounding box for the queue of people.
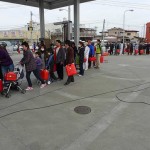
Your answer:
[0,39,102,91]
[105,42,150,55]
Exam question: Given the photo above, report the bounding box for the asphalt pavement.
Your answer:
[0,53,150,150]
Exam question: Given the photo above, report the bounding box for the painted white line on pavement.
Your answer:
[61,83,149,150]
[101,75,141,81]
[54,91,81,99]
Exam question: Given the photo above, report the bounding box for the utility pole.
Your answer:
[102,19,105,46]
[68,6,71,21]
[27,11,33,44]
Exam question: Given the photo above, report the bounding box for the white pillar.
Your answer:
[74,0,80,47]
[39,0,45,40]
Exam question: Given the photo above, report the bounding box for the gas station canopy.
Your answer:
[0,0,93,46]
[1,0,92,9]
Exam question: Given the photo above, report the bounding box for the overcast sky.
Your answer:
[0,0,150,37]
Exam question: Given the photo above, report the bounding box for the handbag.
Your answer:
[65,63,77,76]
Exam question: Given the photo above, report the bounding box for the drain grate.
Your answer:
[74,106,91,115]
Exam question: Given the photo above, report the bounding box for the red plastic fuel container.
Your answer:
[0,79,3,92]
[4,72,17,81]
[40,69,49,80]
[100,56,104,63]
[65,63,77,76]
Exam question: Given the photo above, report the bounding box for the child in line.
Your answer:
[35,52,42,84]
[46,51,57,84]
[35,52,42,73]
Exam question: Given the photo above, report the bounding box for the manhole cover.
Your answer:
[74,106,91,114]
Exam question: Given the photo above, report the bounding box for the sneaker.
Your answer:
[78,74,83,77]
[47,81,51,85]
[40,83,47,89]
[26,87,33,91]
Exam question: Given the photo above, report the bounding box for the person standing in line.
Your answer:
[64,40,74,85]
[87,40,94,69]
[130,43,133,55]
[120,42,124,55]
[71,42,78,63]
[38,44,49,69]
[35,52,42,74]
[78,41,85,76]
[95,39,101,69]
[46,50,57,84]
[20,42,46,91]
[0,45,14,78]
[110,42,114,55]
[83,42,90,71]
[54,40,65,80]
[0,64,3,80]
[145,43,150,55]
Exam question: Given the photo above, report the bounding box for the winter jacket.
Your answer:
[88,44,94,56]
[35,57,42,71]
[66,46,74,65]
[55,47,65,64]
[21,49,37,72]
[78,47,85,64]
[0,48,13,66]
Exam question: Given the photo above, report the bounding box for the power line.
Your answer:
[91,0,150,10]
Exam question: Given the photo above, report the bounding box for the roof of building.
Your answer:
[108,27,124,31]
[2,0,93,9]
[125,30,139,32]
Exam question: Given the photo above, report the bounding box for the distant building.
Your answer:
[146,22,150,43]
[99,27,139,42]
[0,23,97,44]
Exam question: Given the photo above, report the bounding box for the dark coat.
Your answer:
[56,47,65,64]
[66,46,74,65]
[78,47,85,64]
[21,50,37,72]
[0,48,13,66]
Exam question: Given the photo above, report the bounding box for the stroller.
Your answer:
[3,64,26,98]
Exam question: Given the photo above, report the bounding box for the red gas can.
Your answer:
[88,57,96,62]
[140,50,144,55]
[116,49,120,54]
[40,69,49,80]
[0,79,3,92]
[65,63,77,76]
[135,49,138,55]
[4,72,17,81]
[100,56,104,63]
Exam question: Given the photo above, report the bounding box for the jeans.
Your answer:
[26,69,45,87]
[1,64,14,77]
[79,62,84,75]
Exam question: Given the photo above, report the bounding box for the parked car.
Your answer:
[13,45,23,51]
[0,41,13,55]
